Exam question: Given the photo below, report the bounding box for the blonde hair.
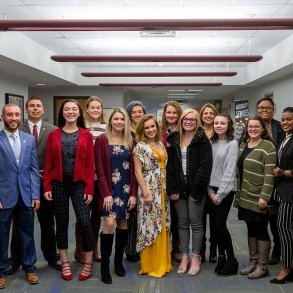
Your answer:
[106,107,133,149]
[136,114,161,143]
[178,109,201,147]
[161,100,183,133]
[199,103,218,126]
[84,96,106,129]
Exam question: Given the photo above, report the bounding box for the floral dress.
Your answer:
[134,142,172,277]
[100,145,130,219]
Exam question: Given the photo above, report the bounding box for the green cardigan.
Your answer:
[234,139,276,214]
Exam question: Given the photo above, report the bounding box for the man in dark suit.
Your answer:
[9,97,60,274]
[0,104,40,289]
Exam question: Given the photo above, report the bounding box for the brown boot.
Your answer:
[74,223,85,264]
[240,237,258,275]
[248,240,271,279]
[91,217,101,262]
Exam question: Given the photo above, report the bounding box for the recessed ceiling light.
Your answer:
[168,93,199,96]
[36,83,45,86]
[168,89,203,93]
[140,31,176,38]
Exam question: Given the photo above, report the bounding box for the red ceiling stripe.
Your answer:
[81,72,237,77]
[99,83,223,87]
[52,55,262,62]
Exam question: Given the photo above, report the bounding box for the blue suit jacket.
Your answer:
[0,130,40,208]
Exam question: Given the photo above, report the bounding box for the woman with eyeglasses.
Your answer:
[161,101,183,263]
[166,109,212,276]
[234,116,276,280]
[256,96,284,266]
[270,107,293,284]
[94,107,137,284]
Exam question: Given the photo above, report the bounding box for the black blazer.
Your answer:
[276,134,293,203]
[166,127,212,201]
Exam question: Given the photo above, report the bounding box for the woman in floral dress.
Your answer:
[133,114,172,277]
[94,107,137,284]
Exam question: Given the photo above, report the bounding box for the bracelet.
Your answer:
[278,169,285,177]
[143,193,150,198]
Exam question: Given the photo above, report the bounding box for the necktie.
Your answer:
[11,133,21,165]
[33,124,38,145]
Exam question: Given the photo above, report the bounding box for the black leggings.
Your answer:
[246,221,270,241]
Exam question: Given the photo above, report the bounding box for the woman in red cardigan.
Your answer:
[94,107,137,284]
[44,99,94,281]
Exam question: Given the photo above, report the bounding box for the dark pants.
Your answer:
[52,178,93,251]
[202,196,217,250]
[213,191,235,259]
[10,183,58,264]
[170,200,180,243]
[0,196,36,277]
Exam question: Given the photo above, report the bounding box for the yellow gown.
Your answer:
[138,146,172,277]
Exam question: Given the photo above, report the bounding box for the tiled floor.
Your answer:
[4,204,293,292]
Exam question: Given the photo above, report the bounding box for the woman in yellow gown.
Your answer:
[133,114,172,277]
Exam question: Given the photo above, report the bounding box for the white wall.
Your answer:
[224,74,293,121]
[28,86,125,125]
[0,74,28,128]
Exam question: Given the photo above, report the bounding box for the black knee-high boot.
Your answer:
[114,228,128,277]
[100,232,114,284]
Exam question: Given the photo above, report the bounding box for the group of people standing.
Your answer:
[0,95,292,290]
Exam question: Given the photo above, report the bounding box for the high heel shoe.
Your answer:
[188,253,201,276]
[177,254,189,274]
[61,261,72,281]
[79,262,93,281]
[270,270,293,284]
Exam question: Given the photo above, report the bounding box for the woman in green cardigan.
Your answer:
[234,116,276,280]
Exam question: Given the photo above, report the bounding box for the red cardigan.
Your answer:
[44,128,94,195]
[94,134,138,211]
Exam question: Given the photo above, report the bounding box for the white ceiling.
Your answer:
[1,0,293,100]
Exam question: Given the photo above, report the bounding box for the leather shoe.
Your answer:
[48,260,62,271]
[270,270,293,284]
[0,278,7,289]
[7,263,20,276]
[25,273,39,284]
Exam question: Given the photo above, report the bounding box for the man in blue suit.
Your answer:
[0,104,40,289]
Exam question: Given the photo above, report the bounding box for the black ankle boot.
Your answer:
[209,244,217,263]
[217,257,238,276]
[215,255,226,274]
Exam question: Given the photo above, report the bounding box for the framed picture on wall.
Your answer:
[5,93,24,121]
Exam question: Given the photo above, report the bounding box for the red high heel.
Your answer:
[61,261,72,281]
[79,262,93,281]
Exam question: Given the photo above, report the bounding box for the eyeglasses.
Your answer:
[257,106,273,111]
[183,118,196,123]
[248,125,262,129]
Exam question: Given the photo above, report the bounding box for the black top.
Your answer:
[62,130,79,177]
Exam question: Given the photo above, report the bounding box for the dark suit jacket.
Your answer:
[276,134,293,203]
[20,120,57,170]
[0,130,40,208]
[44,127,94,195]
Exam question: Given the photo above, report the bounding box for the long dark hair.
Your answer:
[57,99,86,128]
[211,113,234,142]
[242,115,272,143]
